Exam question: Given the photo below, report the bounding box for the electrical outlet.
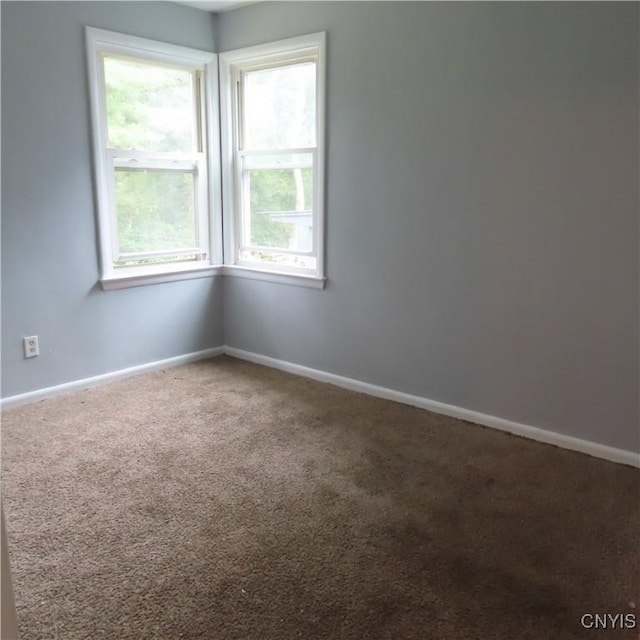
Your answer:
[23,336,39,359]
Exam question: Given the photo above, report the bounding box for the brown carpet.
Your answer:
[2,356,639,640]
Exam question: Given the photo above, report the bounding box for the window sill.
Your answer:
[101,264,222,290]
[100,263,325,290]
[222,265,326,289]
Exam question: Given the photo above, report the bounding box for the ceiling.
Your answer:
[174,0,261,12]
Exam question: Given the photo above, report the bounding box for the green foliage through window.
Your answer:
[115,170,196,256]
[104,56,195,153]
[249,168,312,249]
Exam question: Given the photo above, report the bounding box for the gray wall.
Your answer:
[2,2,638,454]
[218,2,639,453]
[1,2,222,398]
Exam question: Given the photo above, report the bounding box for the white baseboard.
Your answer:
[0,346,224,410]
[224,346,640,469]
[3,344,637,469]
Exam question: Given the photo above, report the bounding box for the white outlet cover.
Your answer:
[23,336,39,358]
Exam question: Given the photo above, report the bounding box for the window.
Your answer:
[86,28,221,288]
[220,33,326,287]
[86,29,325,290]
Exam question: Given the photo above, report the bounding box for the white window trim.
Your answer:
[85,27,223,289]
[221,266,325,289]
[219,32,327,288]
[101,264,223,291]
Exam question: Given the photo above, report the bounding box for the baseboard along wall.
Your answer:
[223,347,640,469]
[0,347,224,410]
[2,345,638,469]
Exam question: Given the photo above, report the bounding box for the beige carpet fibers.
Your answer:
[2,356,639,639]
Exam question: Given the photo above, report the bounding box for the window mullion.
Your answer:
[195,158,209,258]
[238,147,316,157]
[104,148,121,268]
[108,149,202,164]
[240,159,251,253]
[237,72,245,152]
[240,245,314,257]
[118,248,205,260]
[310,148,318,258]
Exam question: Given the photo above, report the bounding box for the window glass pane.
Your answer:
[104,56,196,152]
[114,169,197,257]
[243,61,316,150]
[243,154,313,253]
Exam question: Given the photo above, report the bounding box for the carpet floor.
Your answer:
[2,356,639,639]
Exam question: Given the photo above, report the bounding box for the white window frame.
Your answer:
[86,27,222,290]
[219,32,327,289]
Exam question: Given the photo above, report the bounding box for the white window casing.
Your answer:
[86,27,222,289]
[219,32,327,288]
